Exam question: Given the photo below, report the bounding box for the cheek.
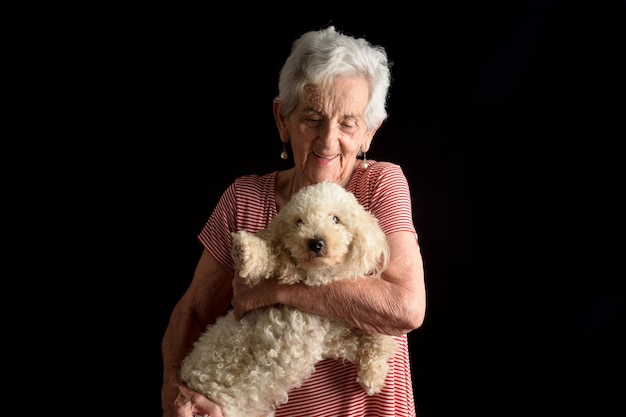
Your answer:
[342,129,371,151]
[291,135,319,159]
[339,139,365,157]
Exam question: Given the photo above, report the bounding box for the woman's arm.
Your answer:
[232,230,426,336]
[161,249,233,417]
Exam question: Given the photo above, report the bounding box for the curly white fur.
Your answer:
[180,181,397,417]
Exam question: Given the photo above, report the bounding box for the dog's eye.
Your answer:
[296,218,304,226]
[332,215,339,224]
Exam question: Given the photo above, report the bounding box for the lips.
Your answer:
[313,152,339,161]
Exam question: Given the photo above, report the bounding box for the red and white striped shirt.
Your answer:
[199,160,418,417]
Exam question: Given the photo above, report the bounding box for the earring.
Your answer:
[362,151,368,169]
[280,143,288,160]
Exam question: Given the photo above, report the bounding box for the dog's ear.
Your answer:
[346,209,390,277]
[262,211,302,284]
[265,213,289,258]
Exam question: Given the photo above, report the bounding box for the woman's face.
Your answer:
[284,76,379,187]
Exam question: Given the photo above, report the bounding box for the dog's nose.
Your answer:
[308,238,325,254]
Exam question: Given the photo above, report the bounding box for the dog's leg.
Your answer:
[354,333,397,395]
[322,324,396,394]
[321,320,359,362]
[231,231,276,285]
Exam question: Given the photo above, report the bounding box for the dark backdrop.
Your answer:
[93,2,624,415]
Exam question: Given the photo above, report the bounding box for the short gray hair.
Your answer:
[276,26,392,131]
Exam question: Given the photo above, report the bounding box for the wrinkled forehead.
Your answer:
[300,77,370,117]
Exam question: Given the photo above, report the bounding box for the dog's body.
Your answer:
[180,181,397,417]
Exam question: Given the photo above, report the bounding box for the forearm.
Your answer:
[274,232,426,335]
[232,232,426,335]
[276,276,423,336]
[162,304,205,388]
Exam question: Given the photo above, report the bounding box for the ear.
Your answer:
[360,120,384,154]
[346,210,390,277]
[273,99,290,145]
[264,213,301,284]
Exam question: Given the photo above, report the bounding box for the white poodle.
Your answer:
[180,181,397,417]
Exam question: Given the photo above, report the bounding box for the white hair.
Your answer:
[276,26,392,131]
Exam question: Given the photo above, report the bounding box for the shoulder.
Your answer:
[348,160,411,211]
[226,171,280,220]
[349,160,408,190]
[215,171,278,211]
[229,171,279,197]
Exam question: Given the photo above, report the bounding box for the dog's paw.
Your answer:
[231,231,273,285]
[356,358,392,395]
[356,334,397,395]
[356,354,390,395]
[231,231,258,279]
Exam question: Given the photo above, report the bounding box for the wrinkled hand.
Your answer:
[231,273,280,320]
[162,382,224,417]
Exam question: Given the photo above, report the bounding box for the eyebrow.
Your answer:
[302,108,359,120]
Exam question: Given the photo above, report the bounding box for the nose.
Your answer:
[308,238,325,254]
[318,122,340,145]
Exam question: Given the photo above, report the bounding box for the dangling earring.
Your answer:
[280,142,288,160]
[362,151,368,169]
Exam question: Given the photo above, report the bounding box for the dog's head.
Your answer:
[266,181,390,285]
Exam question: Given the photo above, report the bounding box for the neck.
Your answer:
[287,169,296,200]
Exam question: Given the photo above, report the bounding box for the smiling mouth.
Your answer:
[313,152,339,160]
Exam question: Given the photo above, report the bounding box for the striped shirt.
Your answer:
[198,160,418,417]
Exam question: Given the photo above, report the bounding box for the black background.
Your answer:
[71,1,624,415]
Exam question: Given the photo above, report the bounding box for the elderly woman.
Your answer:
[161,26,426,417]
